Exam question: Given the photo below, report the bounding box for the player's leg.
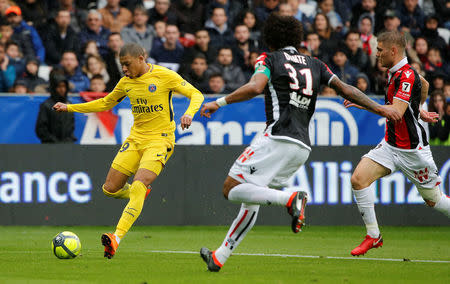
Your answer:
[419,186,450,217]
[226,137,309,210]
[111,141,174,246]
[225,139,310,233]
[101,144,142,258]
[350,156,391,256]
[201,201,260,272]
[103,166,160,259]
[396,146,450,217]
[114,167,159,239]
[201,139,309,271]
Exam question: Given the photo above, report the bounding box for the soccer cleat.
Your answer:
[145,185,152,199]
[351,235,383,256]
[287,191,308,233]
[200,247,222,272]
[101,233,119,259]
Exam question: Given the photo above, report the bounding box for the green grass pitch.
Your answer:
[0,226,449,283]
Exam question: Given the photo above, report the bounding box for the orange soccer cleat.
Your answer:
[287,191,308,233]
[351,235,383,256]
[145,185,152,199]
[101,233,119,259]
[200,247,222,272]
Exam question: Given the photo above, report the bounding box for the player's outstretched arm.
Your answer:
[330,76,402,122]
[200,73,268,118]
[54,84,125,114]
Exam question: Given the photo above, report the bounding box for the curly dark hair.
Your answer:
[263,13,303,51]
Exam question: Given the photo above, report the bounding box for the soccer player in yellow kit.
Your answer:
[53,43,204,258]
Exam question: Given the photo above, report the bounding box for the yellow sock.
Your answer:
[103,183,131,199]
[114,180,147,239]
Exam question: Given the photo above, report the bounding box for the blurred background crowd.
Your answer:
[0,0,448,143]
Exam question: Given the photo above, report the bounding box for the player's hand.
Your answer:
[200,102,220,118]
[343,99,365,110]
[53,102,68,112]
[180,114,192,130]
[380,106,402,123]
[419,109,439,123]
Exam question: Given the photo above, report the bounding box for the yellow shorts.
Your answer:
[111,134,175,176]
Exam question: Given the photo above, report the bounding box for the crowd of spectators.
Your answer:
[0,0,447,98]
[0,0,441,143]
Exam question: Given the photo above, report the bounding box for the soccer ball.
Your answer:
[52,231,81,259]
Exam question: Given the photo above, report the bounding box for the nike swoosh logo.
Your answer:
[126,89,131,92]
[156,154,163,157]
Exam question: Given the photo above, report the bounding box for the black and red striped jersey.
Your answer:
[384,58,428,149]
[254,46,335,150]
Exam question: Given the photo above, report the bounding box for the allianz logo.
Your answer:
[283,160,450,205]
[309,100,358,146]
[78,100,359,146]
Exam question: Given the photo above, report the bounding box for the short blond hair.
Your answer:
[377,31,406,51]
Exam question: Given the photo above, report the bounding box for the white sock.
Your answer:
[353,187,380,238]
[227,183,292,206]
[114,234,121,244]
[214,203,259,265]
[434,195,450,217]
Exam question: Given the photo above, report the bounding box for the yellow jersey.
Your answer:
[67,64,204,142]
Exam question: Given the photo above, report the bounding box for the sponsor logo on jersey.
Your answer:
[289,91,311,109]
[132,104,164,114]
[148,84,157,92]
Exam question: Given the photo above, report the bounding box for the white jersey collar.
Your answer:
[389,57,408,74]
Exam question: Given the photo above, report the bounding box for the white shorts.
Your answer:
[364,139,442,190]
[229,135,310,188]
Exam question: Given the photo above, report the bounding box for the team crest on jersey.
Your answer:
[148,84,157,92]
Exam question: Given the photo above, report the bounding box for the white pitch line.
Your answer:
[146,250,450,264]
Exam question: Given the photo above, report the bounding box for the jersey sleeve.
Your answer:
[67,79,125,113]
[394,70,417,104]
[315,58,336,86]
[252,52,272,79]
[167,70,204,118]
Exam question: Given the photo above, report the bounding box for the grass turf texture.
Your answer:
[0,226,448,283]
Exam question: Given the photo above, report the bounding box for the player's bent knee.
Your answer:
[222,176,241,199]
[351,174,368,190]
[418,186,442,207]
[222,184,232,199]
[102,183,119,195]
